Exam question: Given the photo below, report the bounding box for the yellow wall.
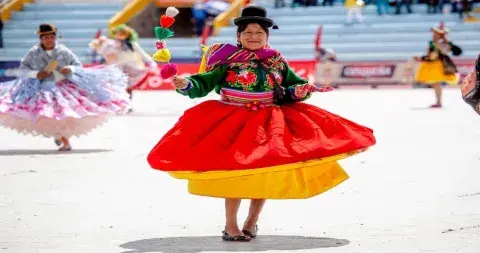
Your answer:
[154,0,235,8]
[0,0,34,21]
[213,0,246,36]
[109,0,151,30]
[109,0,245,36]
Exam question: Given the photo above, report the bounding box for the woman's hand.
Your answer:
[173,75,189,89]
[60,67,72,75]
[294,85,309,98]
[37,71,52,80]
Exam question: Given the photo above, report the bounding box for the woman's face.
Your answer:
[40,34,56,50]
[433,31,443,41]
[238,23,268,51]
[115,30,129,41]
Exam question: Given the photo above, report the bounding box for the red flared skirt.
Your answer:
[147,100,376,172]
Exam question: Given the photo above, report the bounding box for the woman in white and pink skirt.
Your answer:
[89,24,157,111]
[0,24,131,151]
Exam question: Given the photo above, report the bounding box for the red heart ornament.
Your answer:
[160,15,175,28]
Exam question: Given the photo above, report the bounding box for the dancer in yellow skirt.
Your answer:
[148,6,376,242]
[415,22,462,108]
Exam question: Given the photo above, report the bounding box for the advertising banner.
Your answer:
[315,59,476,87]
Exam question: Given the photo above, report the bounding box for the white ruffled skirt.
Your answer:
[0,65,131,138]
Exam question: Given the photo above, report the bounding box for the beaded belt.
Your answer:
[220,88,274,111]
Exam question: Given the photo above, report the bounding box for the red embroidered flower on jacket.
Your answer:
[226,70,237,84]
[266,71,282,89]
[237,70,257,89]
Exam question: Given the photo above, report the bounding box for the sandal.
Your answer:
[221,230,251,242]
[242,225,258,239]
[58,145,72,152]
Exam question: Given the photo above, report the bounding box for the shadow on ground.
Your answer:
[0,149,112,156]
[117,112,182,117]
[120,235,349,253]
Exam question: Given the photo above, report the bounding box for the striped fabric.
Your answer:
[205,43,280,71]
[220,88,274,106]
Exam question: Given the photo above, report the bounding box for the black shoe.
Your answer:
[242,225,258,239]
[221,231,251,242]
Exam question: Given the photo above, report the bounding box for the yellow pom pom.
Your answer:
[153,49,171,62]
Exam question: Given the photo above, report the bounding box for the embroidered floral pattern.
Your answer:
[223,59,287,92]
[226,70,237,84]
[237,70,257,91]
[264,71,283,91]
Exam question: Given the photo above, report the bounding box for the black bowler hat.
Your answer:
[36,23,58,36]
[233,5,278,29]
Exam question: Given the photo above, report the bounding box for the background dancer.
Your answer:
[414,22,462,108]
[0,24,131,151]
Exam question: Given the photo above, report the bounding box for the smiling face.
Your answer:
[432,31,444,41]
[237,23,268,51]
[40,34,56,50]
[115,30,129,41]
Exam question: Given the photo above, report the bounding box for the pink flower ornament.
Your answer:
[160,63,178,79]
[156,40,167,50]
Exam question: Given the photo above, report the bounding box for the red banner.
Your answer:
[134,60,317,90]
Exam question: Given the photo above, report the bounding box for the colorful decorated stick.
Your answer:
[153,7,179,79]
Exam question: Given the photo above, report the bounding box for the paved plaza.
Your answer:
[0,89,479,253]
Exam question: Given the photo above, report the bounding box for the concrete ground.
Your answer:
[0,89,479,253]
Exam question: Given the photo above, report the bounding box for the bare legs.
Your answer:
[243,199,266,231]
[225,199,242,236]
[224,198,266,238]
[126,88,133,113]
[431,83,442,106]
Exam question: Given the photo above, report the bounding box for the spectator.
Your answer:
[291,0,318,7]
[291,0,305,7]
[427,0,440,14]
[322,0,335,6]
[395,0,412,14]
[191,0,230,37]
[275,0,287,8]
[192,3,208,36]
[345,0,364,25]
[376,0,391,15]
[458,0,473,19]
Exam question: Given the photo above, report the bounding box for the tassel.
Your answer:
[160,63,178,79]
[156,40,167,50]
[160,15,175,28]
[153,49,171,62]
[166,6,179,17]
[154,27,174,40]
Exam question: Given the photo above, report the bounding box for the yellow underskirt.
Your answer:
[188,161,348,199]
[415,60,459,85]
[166,149,366,199]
